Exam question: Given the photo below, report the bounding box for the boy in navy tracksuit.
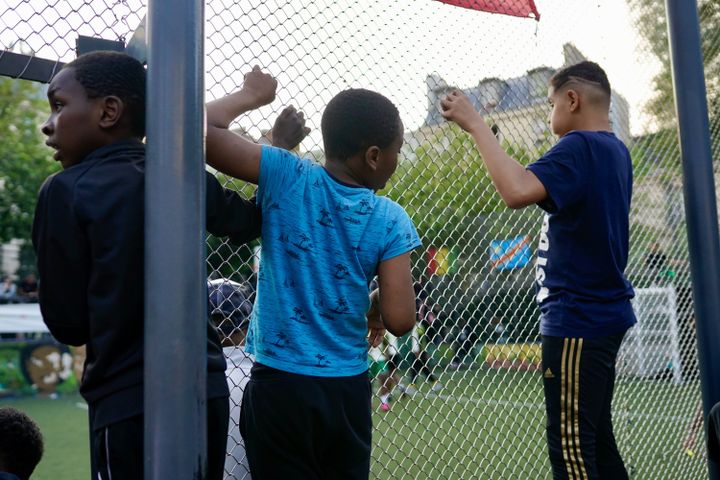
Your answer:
[442,61,635,479]
[32,51,306,479]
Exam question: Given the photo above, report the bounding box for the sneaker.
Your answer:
[380,402,391,412]
[431,381,443,392]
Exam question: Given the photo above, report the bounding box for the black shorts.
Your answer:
[90,397,229,480]
[240,363,372,480]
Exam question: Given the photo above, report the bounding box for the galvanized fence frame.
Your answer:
[1,0,718,478]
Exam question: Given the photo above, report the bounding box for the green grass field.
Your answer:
[1,367,707,479]
[370,367,707,479]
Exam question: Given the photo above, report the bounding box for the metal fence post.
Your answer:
[665,1,720,477]
[145,0,206,478]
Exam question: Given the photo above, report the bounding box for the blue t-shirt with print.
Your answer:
[247,146,422,376]
[526,131,636,338]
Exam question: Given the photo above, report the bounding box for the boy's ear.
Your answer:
[566,89,580,113]
[98,96,125,129]
[364,146,381,171]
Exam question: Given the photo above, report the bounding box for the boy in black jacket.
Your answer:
[32,51,306,479]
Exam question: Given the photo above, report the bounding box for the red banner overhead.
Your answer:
[435,0,540,21]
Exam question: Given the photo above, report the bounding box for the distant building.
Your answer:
[407,43,631,155]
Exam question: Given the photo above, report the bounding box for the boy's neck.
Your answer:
[108,130,143,143]
[570,113,612,133]
[76,136,143,167]
[324,158,366,188]
[90,135,143,153]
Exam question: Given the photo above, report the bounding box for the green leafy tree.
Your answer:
[0,77,58,244]
[383,124,545,334]
[384,123,545,249]
[629,0,720,129]
[626,2,719,289]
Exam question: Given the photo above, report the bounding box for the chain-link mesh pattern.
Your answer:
[2,0,715,478]
[0,0,143,62]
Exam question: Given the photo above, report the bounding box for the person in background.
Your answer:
[644,242,668,286]
[403,281,443,396]
[17,274,38,302]
[208,278,254,480]
[0,277,17,303]
[368,331,403,412]
[449,317,478,370]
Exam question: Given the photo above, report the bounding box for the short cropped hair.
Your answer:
[0,407,44,480]
[321,89,401,161]
[64,51,146,137]
[550,61,611,99]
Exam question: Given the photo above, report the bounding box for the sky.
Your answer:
[1,0,663,150]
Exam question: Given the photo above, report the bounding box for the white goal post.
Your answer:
[617,286,684,384]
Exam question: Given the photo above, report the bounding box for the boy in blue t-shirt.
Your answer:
[205,67,420,478]
[442,61,634,479]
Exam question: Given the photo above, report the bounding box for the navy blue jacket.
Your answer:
[32,139,261,429]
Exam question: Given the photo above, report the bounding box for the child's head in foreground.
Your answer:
[320,88,404,191]
[41,51,146,169]
[547,61,611,137]
[208,278,252,347]
[0,407,44,480]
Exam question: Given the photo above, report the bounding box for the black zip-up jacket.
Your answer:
[32,139,261,429]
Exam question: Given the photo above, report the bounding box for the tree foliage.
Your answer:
[626,1,720,281]
[0,77,58,244]
[629,0,720,129]
[381,123,546,333]
[383,123,544,249]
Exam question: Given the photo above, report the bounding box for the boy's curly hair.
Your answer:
[321,89,401,161]
[0,407,44,480]
[64,51,146,137]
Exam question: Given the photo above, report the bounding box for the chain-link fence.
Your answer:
[2,0,718,478]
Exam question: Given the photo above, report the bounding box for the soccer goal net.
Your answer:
[618,286,684,384]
